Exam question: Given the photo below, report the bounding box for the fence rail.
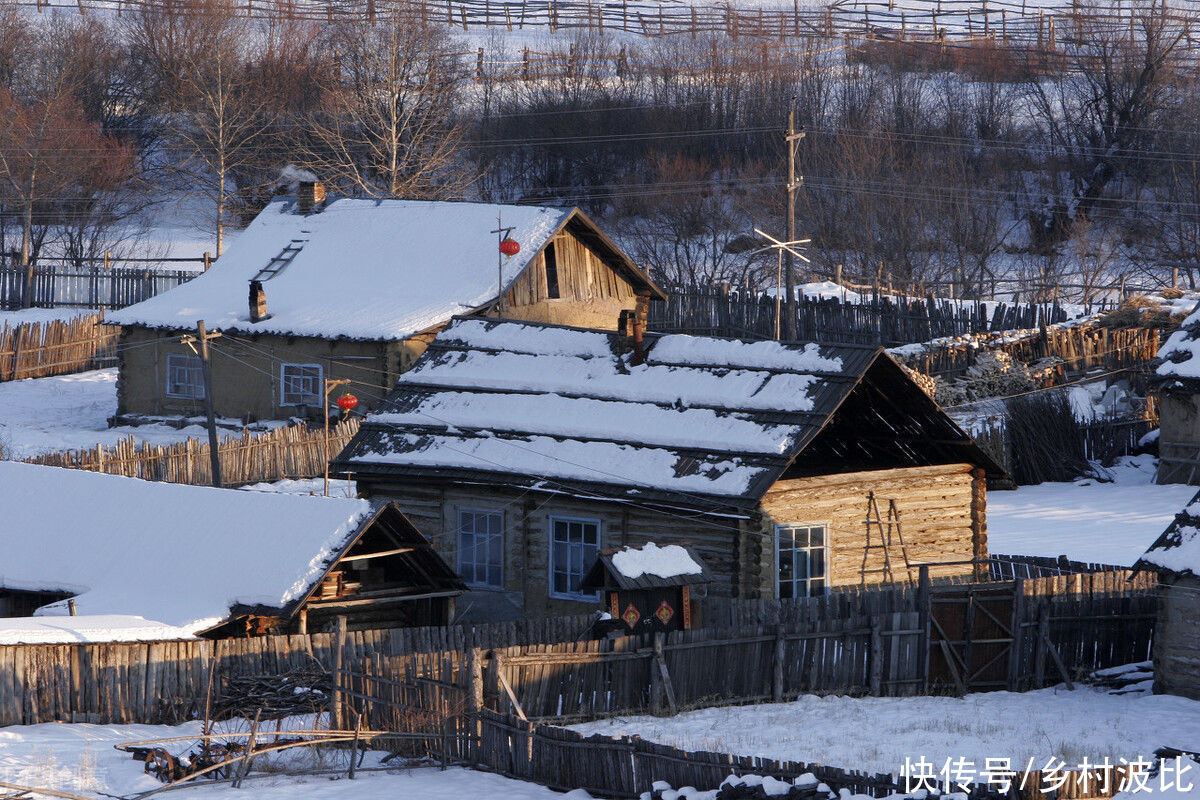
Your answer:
[0,312,118,381]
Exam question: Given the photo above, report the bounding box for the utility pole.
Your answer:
[754,228,811,341]
[181,320,223,487]
[323,378,351,497]
[785,109,806,341]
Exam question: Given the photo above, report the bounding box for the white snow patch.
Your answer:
[987,455,1195,566]
[569,685,1200,778]
[611,543,702,580]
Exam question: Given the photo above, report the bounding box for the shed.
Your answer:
[1151,300,1200,483]
[105,192,664,424]
[1134,491,1200,699]
[335,317,1009,621]
[581,543,714,634]
[0,462,464,641]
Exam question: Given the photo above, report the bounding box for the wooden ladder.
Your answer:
[860,492,916,585]
[252,238,308,282]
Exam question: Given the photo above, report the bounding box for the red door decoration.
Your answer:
[655,600,675,626]
[622,603,641,628]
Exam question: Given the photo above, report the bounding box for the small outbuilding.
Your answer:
[1152,301,1200,483]
[0,462,465,641]
[580,543,714,634]
[1135,492,1200,700]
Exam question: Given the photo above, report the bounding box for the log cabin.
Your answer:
[0,462,464,642]
[106,184,665,423]
[333,317,1010,622]
[1135,494,1200,700]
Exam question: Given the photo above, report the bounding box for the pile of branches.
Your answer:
[211,665,331,720]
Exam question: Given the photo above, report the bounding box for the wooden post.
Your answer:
[870,620,883,695]
[918,565,931,692]
[652,633,677,715]
[348,712,362,779]
[331,615,347,730]
[194,321,222,487]
[648,638,663,714]
[772,626,786,702]
[1034,601,1049,689]
[1007,578,1025,691]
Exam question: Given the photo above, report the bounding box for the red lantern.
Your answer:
[499,238,520,256]
[336,393,358,412]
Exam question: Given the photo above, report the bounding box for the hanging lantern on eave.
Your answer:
[336,393,358,412]
[499,238,520,256]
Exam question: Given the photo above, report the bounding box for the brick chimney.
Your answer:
[296,180,326,215]
[618,309,646,365]
[249,279,269,322]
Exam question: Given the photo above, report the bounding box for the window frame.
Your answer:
[456,507,505,590]
[279,362,323,407]
[773,523,830,600]
[547,515,602,601]
[544,240,561,299]
[165,353,205,399]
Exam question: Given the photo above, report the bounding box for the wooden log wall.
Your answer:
[0,313,118,384]
[22,418,363,487]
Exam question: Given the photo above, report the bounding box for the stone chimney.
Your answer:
[296,180,326,215]
[249,279,269,323]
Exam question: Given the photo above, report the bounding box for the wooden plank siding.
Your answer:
[745,464,980,596]
[499,231,640,330]
[1152,575,1200,700]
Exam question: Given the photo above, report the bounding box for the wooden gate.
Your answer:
[927,582,1016,693]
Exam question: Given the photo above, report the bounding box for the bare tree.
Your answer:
[310,14,471,199]
[1025,0,1190,250]
[0,83,133,305]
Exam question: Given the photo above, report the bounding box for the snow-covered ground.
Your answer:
[0,368,251,460]
[571,685,1200,780]
[986,455,1196,566]
[0,718,575,800]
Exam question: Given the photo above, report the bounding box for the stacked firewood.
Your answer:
[212,666,331,720]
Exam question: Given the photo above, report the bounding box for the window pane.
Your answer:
[810,526,825,546]
[779,580,794,599]
[793,527,810,548]
[487,566,502,587]
[809,578,825,596]
[794,550,809,580]
[809,548,825,578]
[778,527,793,548]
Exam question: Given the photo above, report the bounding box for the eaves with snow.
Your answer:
[1136,488,1200,578]
[0,462,374,637]
[334,317,1009,513]
[1154,297,1200,389]
[105,198,662,341]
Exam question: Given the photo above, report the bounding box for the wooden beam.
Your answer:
[339,547,416,562]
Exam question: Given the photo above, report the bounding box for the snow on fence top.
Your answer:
[611,543,703,580]
[0,462,372,633]
[1154,297,1200,385]
[106,198,573,340]
[338,317,884,505]
[1136,488,1200,577]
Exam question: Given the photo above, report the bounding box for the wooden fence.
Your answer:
[0,263,200,311]
[649,286,1078,346]
[0,313,118,381]
[893,325,1161,381]
[0,614,595,727]
[21,417,363,486]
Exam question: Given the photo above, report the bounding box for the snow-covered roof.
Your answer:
[1154,298,1200,387]
[336,318,1004,509]
[581,543,712,590]
[105,198,656,341]
[0,615,196,645]
[1136,488,1200,577]
[0,462,374,634]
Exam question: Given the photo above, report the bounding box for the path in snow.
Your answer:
[986,455,1195,566]
[570,685,1200,779]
